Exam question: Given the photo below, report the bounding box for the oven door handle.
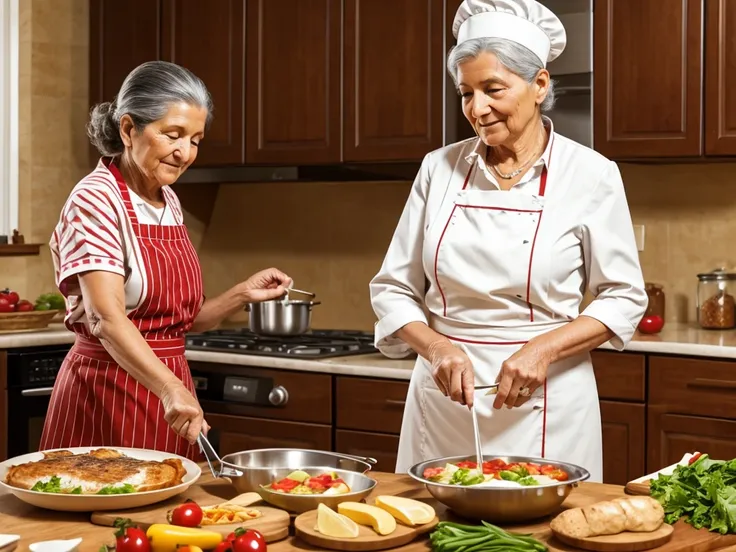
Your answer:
[21,387,54,397]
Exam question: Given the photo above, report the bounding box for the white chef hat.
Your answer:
[452,0,567,66]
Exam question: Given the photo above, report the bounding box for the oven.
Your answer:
[6,345,71,458]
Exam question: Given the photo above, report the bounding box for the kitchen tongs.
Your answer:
[197,432,243,478]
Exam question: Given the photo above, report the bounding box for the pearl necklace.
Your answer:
[487,129,547,180]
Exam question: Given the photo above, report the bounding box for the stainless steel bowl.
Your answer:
[220,448,376,494]
[245,299,320,336]
[408,454,590,523]
[256,466,377,513]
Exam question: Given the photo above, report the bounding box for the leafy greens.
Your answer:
[650,454,736,534]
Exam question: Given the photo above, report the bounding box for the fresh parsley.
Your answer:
[96,484,136,495]
[31,476,82,494]
[650,454,736,534]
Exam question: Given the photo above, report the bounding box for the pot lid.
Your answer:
[697,268,736,281]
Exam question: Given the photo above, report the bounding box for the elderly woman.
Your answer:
[40,61,292,459]
[370,0,647,481]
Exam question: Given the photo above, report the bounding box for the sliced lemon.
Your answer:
[337,502,397,535]
[316,503,360,538]
[374,495,436,526]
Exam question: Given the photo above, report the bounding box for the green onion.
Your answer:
[429,521,547,552]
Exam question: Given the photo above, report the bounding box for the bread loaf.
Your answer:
[550,496,664,539]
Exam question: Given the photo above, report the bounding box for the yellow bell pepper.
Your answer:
[146,524,222,552]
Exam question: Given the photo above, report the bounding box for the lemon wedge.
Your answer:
[374,495,436,526]
[316,503,360,538]
[337,502,397,536]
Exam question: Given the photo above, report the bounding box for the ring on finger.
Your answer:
[519,386,531,397]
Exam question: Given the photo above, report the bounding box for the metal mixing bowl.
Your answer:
[256,466,377,513]
[408,454,590,523]
[220,448,375,494]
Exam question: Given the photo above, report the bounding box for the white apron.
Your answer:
[395,156,603,482]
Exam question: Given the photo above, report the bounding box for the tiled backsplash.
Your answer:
[4,0,735,331]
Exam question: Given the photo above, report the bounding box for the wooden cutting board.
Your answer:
[552,524,674,552]
[90,481,289,542]
[294,509,438,551]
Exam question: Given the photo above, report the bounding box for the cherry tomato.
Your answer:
[170,499,203,527]
[638,315,664,334]
[114,519,150,552]
[230,528,266,552]
[1,289,19,305]
[16,300,33,312]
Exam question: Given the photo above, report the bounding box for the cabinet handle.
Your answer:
[385,399,406,407]
[687,378,736,391]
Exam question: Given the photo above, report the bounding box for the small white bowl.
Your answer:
[0,535,19,552]
[29,537,82,552]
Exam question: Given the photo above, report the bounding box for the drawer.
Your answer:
[336,377,409,434]
[649,356,736,419]
[335,430,400,474]
[191,362,331,424]
[206,413,332,457]
[591,351,645,401]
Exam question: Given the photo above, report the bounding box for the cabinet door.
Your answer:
[206,413,332,457]
[336,430,400,474]
[593,0,703,158]
[647,410,736,472]
[245,0,341,164]
[161,0,245,166]
[705,0,736,155]
[600,401,645,486]
[89,0,162,163]
[343,0,444,162]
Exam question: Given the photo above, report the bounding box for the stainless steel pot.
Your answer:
[220,448,377,494]
[245,299,321,336]
[408,454,590,523]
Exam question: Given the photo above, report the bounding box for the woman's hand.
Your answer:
[160,380,206,444]
[427,339,476,407]
[240,268,292,303]
[493,340,553,409]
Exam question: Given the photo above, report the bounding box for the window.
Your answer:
[0,0,19,239]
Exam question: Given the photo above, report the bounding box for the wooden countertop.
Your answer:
[2,469,736,552]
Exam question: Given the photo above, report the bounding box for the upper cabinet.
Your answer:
[161,0,246,166]
[343,0,444,162]
[89,0,446,168]
[594,0,736,160]
[593,0,703,159]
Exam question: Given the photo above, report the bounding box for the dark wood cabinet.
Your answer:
[336,429,400,473]
[593,0,703,159]
[245,0,341,164]
[207,413,332,457]
[343,0,444,162]
[161,0,246,166]
[600,401,646,486]
[705,0,736,155]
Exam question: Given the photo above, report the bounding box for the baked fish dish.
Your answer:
[4,448,187,495]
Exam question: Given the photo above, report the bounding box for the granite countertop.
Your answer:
[4,323,736,381]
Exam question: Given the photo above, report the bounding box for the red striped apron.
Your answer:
[40,164,204,460]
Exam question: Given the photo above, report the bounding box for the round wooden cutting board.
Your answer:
[294,509,439,552]
[551,523,674,552]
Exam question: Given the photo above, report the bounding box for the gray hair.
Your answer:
[87,60,214,157]
[447,38,556,112]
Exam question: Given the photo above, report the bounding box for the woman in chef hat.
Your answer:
[370,0,647,481]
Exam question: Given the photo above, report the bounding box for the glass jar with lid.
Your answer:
[697,269,736,330]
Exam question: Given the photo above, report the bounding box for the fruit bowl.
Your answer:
[0,310,61,333]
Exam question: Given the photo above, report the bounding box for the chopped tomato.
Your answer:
[456,461,478,469]
[271,477,300,492]
[540,465,569,481]
[423,467,444,479]
[481,459,507,474]
[520,462,540,475]
[331,478,346,487]
[688,452,703,465]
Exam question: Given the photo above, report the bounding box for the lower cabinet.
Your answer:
[600,401,646,485]
[335,429,400,473]
[206,413,332,457]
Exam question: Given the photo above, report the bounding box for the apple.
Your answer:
[0,288,19,306]
[16,300,33,312]
[0,296,13,313]
[638,315,664,334]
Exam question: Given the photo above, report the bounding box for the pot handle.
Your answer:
[310,301,322,307]
[244,304,251,312]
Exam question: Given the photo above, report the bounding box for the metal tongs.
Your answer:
[197,432,243,478]
[474,383,499,395]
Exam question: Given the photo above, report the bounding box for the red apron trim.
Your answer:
[73,335,186,361]
[541,379,548,458]
[455,205,542,213]
[440,333,528,346]
[434,205,459,317]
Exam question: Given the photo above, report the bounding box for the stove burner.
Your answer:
[185,328,377,359]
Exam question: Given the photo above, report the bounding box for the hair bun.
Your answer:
[86,101,124,157]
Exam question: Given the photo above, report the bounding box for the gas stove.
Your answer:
[185,328,377,359]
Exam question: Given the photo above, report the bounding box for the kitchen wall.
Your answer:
[4,0,733,330]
